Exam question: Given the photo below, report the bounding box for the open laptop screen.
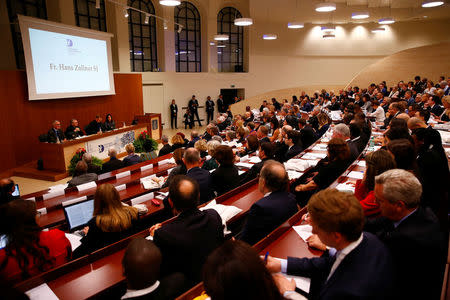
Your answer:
[63,199,94,231]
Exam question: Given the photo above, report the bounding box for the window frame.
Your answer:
[73,0,107,32]
[217,7,244,73]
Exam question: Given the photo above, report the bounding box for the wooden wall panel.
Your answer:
[0,71,143,173]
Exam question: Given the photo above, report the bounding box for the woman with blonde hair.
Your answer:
[170,134,185,152]
[439,95,450,122]
[202,140,220,170]
[194,139,208,158]
[315,112,331,138]
[73,184,138,258]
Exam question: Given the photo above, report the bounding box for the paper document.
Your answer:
[236,162,253,169]
[65,233,82,251]
[348,171,364,179]
[48,183,68,192]
[145,235,153,241]
[302,152,327,159]
[43,189,65,200]
[249,156,262,163]
[357,160,366,167]
[287,171,303,180]
[292,224,313,242]
[25,283,59,300]
[336,182,355,193]
[238,170,245,175]
[312,144,327,151]
[115,184,126,191]
[200,200,242,234]
[76,181,97,192]
[272,257,311,293]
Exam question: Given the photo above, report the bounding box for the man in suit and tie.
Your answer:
[188,95,201,127]
[298,118,316,149]
[170,99,178,129]
[123,144,142,167]
[65,118,85,140]
[382,102,401,128]
[217,94,226,114]
[47,120,66,143]
[332,124,359,160]
[427,96,444,117]
[240,160,298,245]
[205,96,215,124]
[284,130,303,162]
[151,175,224,285]
[101,148,124,174]
[267,188,395,300]
[256,125,270,144]
[240,142,274,185]
[158,136,172,157]
[184,148,214,204]
[365,169,446,300]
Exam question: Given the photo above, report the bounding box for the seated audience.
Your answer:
[238,135,259,157]
[348,123,366,153]
[101,148,123,174]
[365,169,446,300]
[368,100,386,122]
[121,238,185,300]
[67,161,98,188]
[439,95,450,121]
[240,142,275,184]
[240,160,298,244]
[269,116,281,142]
[184,148,214,204]
[202,140,220,171]
[73,184,138,258]
[293,138,351,207]
[140,139,158,161]
[85,115,103,135]
[266,189,395,300]
[187,131,200,148]
[284,130,303,162]
[256,125,270,144]
[158,135,171,157]
[0,178,18,205]
[194,139,208,158]
[151,175,224,285]
[298,118,316,149]
[211,145,239,196]
[332,123,359,160]
[161,148,186,189]
[203,240,283,300]
[47,120,66,143]
[0,199,71,282]
[354,150,396,217]
[123,144,142,167]
[83,153,101,174]
[315,113,331,138]
[65,118,85,139]
[103,113,115,131]
[170,134,185,152]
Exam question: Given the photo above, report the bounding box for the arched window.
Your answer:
[174,2,201,72]
[217,7,244,73]
[74,0,107,32]
[128,0,158,72]
[6,0,47,69]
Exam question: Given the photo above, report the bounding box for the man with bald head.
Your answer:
[0,178,17,205]
[151,175,224,285]
[183,148,214,204]
[240,160,298,245]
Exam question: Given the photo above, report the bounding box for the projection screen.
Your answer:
[18,15,115,100]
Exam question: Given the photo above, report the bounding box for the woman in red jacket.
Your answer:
[0,199,71,282]
[354,149,396,217]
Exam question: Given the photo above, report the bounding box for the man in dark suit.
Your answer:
[205,96,215,124]
[121,238,185,300]
[151,175,224,285]
[298,118,316,149]
[268,188,395,300]
[188,95,201,126]
[256,125,270,144]
[47,120,66,143]
[365,169,446,300]
[427,96,444,117]
[240,160,298,245]
[170,99,178,129]
[217,94,226,114]
[158,136,171,157]
[348,123,366,154]
[0,178,19,205]
[101,148,124,174]
[332,123,359,160]
[67,161,98,188]
[123,144,142,167]
[82,153,101,174]
[382,102,400,129]
[240,142,274,185]
[284,130,303,162]
[65,118,85,140]
[85,115,103,135]
[184,148,215,204]
[186,131,200,148]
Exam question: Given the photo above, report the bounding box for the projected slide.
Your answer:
[29,28,110,94]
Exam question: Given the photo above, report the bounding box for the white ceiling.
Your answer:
[250,0,450,24]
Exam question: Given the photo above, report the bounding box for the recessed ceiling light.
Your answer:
[423,15,428,18]
[214,34,229,41]
[371,27,386,33]
[263,34,277,40]
[234,18,253,26]
[378,17,395,24]
[288,22,304,29]
[159,0,181,6]
[209,42,215,46]
[323,34,335,39]
[351,12,370,19]
[217,45,226,48]
[321,25,336,32]
[421,1,444,7]
[315,3,336,12]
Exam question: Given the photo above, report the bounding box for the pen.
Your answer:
[264,251,269,263]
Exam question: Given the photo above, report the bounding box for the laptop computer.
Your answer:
[63,199,94,232]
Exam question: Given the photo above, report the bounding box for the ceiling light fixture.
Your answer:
[144,14,149,24]
[214,34,229,41]
[287,22,304,29]
[371,27,386,33]
[421,1,444,7]
[321,25,336,32]
[234,18,253,26]
[315,3,336,12]
[263,34,277,40]
[124,7,129,18]
[159,0,181,6]
[378,17,395,24]
[351,12,370,19]
[323,34,335,39]
[217,45,226,48]
[177,26,183,34]
[209,42,215,46]
[163,21,168,30]
[95,0,100,9]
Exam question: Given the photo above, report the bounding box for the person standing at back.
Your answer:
[188,95,201,127]
[170,99,178,129]
[205,96,215,124]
